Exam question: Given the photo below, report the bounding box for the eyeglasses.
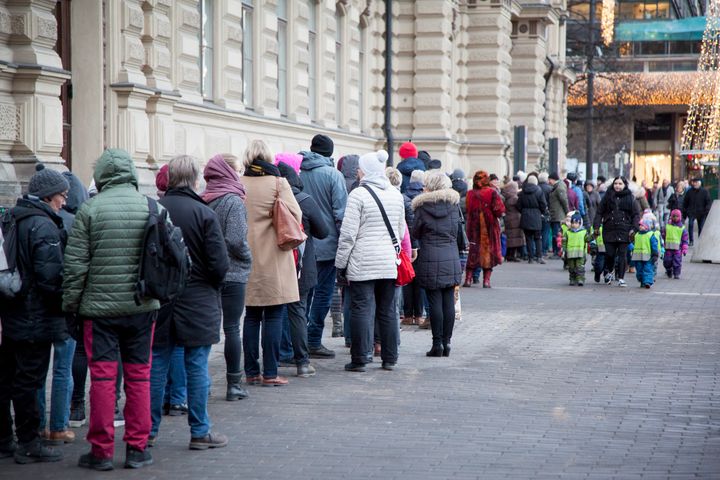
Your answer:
[59,192,68,199]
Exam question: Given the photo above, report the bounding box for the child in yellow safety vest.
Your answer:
[629,218,659,288]
[591,225,606,283]
[662,209,689,279]
[558,210,577,271]
[562,212,590,286]
[641,209,663,279]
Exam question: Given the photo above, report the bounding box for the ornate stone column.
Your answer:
[141,0,174,91]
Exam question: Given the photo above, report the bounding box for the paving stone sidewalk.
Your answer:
[2,255,719,479]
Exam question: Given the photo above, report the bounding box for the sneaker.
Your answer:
[278,359,295,368]
[344,362,366,372]
[124,445,153,469]
[594,271,601,283]
[296,364,316,378]
[147,435,157,448]
[644,284,651,289]
[189,433,228,450]
[0,438,16,459]
[14,439,62,464]
[261,376,289,387]
[604,273,614,284]
[308,345,336,359]
[45,429,75,445]
[381,362,396,371]
[577,281,584,287]
[68,402,86,428]
[114,408,125,427]
[246,375,263,386]
[168,404,188,416]
[617,279,627,287]
[536,258,546,265]
[78,451,113,471]
[665,270,672,278]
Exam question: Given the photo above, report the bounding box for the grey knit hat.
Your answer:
[28,164,70,199]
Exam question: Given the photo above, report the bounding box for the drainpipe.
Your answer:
[384,0,394,165]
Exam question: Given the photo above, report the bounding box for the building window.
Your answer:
[242,0,254,108]
[308,0,317,120]
[335,6,344,126]
[199,0,213,99]
[277,0,288,115]
[359,20,366,131]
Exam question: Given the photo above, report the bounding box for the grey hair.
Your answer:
[410,169,425,184]
[424,171,451,192]
[168,155,200,189]
[242,140,274,168]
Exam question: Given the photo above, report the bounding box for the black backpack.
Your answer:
[0,208,49,299]
[134,197,191,306]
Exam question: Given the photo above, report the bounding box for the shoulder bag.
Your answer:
[273,177,307,251]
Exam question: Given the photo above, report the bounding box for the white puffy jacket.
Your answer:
[335,178,406,282]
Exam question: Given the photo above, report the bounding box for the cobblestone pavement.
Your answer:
[2,256,719,479]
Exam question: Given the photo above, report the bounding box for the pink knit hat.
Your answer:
[275,152,303,174]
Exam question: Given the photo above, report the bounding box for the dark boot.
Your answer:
[225,373,249,401]
[442,342,451,357]
[463,270,472,287]
[0,436,16,459]
[426,344,444,357]
[14,438,62,464]
[331,313,343,337]
[482,269,492,288]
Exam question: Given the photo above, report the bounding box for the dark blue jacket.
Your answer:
[397,157,425,193]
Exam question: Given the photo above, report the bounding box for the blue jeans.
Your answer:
[307,260,336,349]
[38,337,76,432]
[151,344,211,438]
[162,346,187,406]
[542,219,551,254]
[243,305,284,379]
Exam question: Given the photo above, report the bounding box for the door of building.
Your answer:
[55,0,72,169]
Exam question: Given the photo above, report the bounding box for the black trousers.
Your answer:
[523,229,543,260]
[349,279,398,365]
[402,280,424,318]
[287,295,310,365]
[426,287,456,345]
[0,337,52,444]
[604,241,629,280]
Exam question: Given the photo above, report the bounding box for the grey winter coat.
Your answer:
[549,181,569,222]
[209,194,253,284]
[335,177,406,281]
[411,189,462,290]
[299,151,348,262]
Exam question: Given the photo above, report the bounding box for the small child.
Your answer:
[559,210,577,271]
[663,209,689,279]
[641,209,663,280]
[592,225,606,283]
[629,218,659,288]
[562,212,590,286]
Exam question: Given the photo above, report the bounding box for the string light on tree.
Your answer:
[601,0,615,46]
[680,2,720,169]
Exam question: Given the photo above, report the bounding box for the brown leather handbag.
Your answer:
[272,177,307,251]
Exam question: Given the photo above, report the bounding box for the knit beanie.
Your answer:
[310,134,334,157]
[571,212,582,225]
[638,218,653,231]
[527,175,538,186]
[398,142,418,159]
[28,163,70,199]
[450,168,465,181]
[155,164,169,193]
[275,152,303,174]
[359,150,389,180]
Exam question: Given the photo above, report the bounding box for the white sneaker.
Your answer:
[604,272,614,284]
[617,279,627,287]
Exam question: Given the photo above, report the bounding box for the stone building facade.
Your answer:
[0,0,571,204]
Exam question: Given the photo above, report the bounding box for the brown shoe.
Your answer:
[46,429,75,445]
[261,376,289,387]
[246,375,263,386]
[400,316,414,326]
[417,317,431,329]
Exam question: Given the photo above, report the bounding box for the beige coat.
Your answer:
[243,175,302,306]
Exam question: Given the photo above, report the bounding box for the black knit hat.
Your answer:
[310,134,334,157]
[28,163,70,199]
[549,172,560,181]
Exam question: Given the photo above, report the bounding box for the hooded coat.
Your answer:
[299,151,347,262]
[1,197,67,342]
[594,186,641,244]
[549,181,569,222]
[338,154,360,193]
[518,183,548,232]
[63,149,160,318]
[58,171,89,234]
[397,156,426,193]
[335,176,406,281]
[411,189,462,290]
[501,182,525,249]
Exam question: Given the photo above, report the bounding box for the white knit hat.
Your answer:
[359,150,389,180]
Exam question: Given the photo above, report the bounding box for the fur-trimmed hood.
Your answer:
[411,188,460,216]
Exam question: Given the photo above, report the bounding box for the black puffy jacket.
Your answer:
[518,183,548,231]
[1,197,67,343]
[682,186,712,219]
[411,189,462,290]
[594,187,641,243]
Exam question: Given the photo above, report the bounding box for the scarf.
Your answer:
[244,158,281,177]
[201,154,247,203]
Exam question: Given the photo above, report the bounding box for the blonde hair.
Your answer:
[385,167,402,187]
[168,155,200,189]
[424,171,451,192]
[242,140,274,168]
[220,153,241,173]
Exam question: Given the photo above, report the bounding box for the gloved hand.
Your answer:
[336,268,349,286]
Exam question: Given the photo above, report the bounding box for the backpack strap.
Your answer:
[361,185,400,257]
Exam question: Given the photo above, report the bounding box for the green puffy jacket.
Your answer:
[62,149,160,317]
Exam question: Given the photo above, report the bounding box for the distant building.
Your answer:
[0,0,571,204]
[566,0,706,183]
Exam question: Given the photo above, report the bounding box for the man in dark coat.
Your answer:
[156,155,229,450]
[0,166,68,464]
[518,176,548,264]
[682,178,712,246]
[276,161,330,378]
